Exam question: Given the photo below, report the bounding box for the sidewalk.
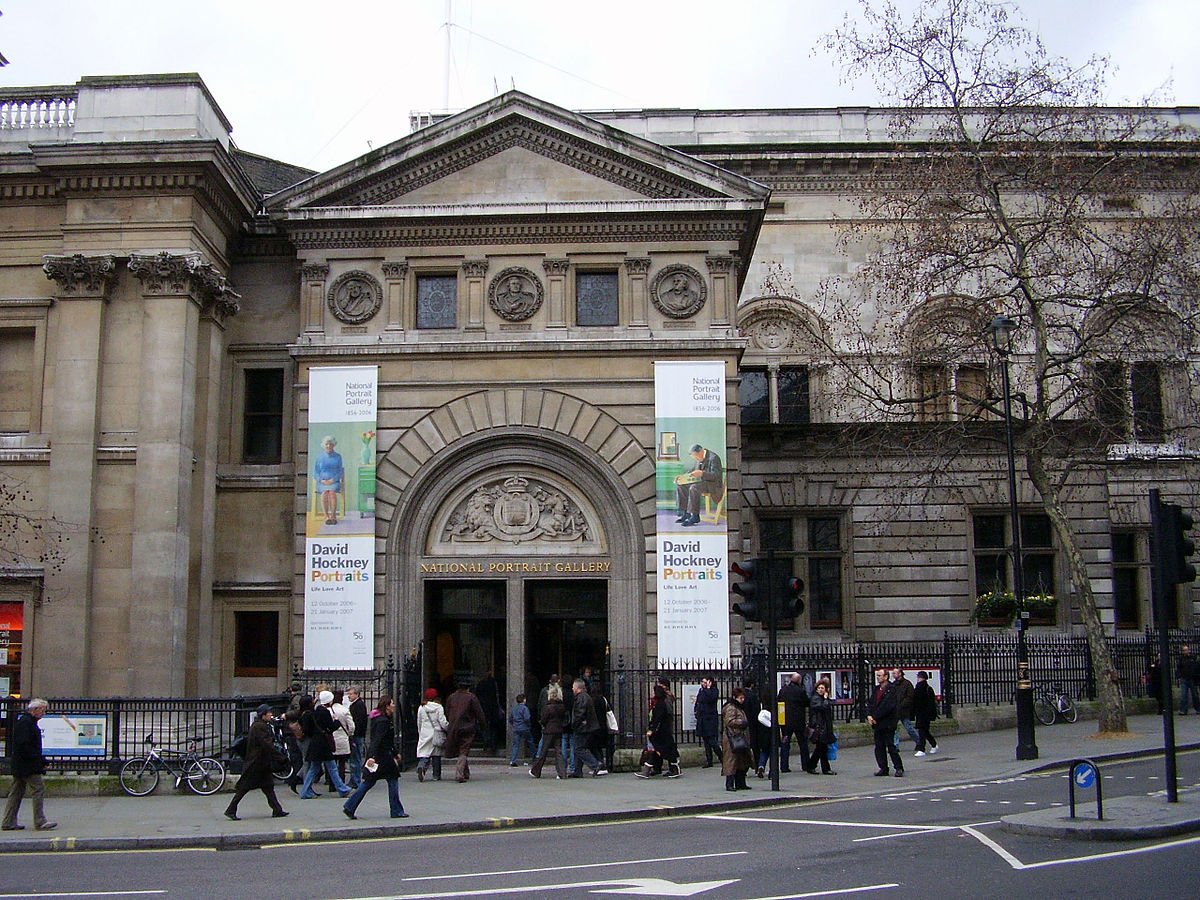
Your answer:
[2,713,1198,852]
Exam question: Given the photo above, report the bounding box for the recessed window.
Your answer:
[757,515,843,629]
[243,368,284,464]
[234,610,279,677]
[777,367,810,424]
[973,511,1056,623]
[416,275,458,329]
[576,272,619,326]
[1112,530,1142,629]
[1094,360,1165,442]
[741,369,770,425]
[917,363,989,421]
[741,366,810,425]
[0,328,35,433]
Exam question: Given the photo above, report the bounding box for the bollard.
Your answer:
[1067,757,1103,821]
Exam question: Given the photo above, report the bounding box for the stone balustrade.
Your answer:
[0,87,77,132]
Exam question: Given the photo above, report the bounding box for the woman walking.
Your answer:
[529,684,568,779]
[343,696,409,819]
[721,687,753,791]
[694,676,720,768]
[637,681,680,779]
[415,688,449,782]
[804,679,836,775]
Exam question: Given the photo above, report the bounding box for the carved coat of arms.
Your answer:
[444,476,589,544]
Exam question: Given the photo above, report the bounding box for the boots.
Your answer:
[635,763,657,779]
[735,771,750,790]
[725,775,736,792]
[704,747,714,768]
[665,761,681,778]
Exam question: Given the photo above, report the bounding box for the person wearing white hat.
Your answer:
[299,690,352,799]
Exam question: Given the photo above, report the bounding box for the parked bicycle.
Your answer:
[1033,685,1078,725]
[118,733,227,796]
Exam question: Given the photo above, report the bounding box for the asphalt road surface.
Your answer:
[3,755,1199,899]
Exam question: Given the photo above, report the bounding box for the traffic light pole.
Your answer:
[766,549,780,792]
[1150,488,1179,803]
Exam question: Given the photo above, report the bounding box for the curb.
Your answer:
[1001,815,1200,841]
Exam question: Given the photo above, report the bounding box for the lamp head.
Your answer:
[986,314,1018,357]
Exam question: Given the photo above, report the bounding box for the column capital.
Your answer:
[706,255,738,274]
[128,250,240,319]
[623,257,651,275]
[543,258,570,276]
[301,263,330,282]
[462,260,489,278]
[43,253,117,298]
[382,261,409,279]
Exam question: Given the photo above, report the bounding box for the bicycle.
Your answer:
[118,733,227,796]
[1033,685,1078,726]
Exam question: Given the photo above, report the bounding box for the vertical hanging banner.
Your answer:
[654,360,729,666]
[304,366,377,670]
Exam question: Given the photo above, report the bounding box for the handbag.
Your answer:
[605,709,619,734]
[827,734,839,761]
[728,732,750,752]
[805,724,817,743]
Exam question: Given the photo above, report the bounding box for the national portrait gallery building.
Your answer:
[1,75,1196,699]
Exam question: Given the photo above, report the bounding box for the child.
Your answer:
[509,693,533,766]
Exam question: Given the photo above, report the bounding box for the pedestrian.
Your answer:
[281,708,305,793]
[694,675,721,768]
[415,688,449,782]
[534,674,565,762]
[508,693,533,766]
[529,684,568,779]
[330,689,356,786]
[590,682,616,772]
[2,698,56,832]
[912,671,940,757]
[805,679,836,775]
[867,668,904,777]
[568,678,607,777]
[741,678,768,778]
[1177,645,1200,715]
[473,670,504,754]
[1147,653,1166,715]
[299,690,352,798]
[637,681,680,778]
[890,668,920,748]
[721,686,753,791]
[777,672,811,773]
[285,680,304,715]
[444,681,486,783]
[224,704,289,820]
[343,696,409,819]
[345,686,368,788]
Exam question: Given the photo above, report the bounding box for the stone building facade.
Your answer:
[1,75,1196,698]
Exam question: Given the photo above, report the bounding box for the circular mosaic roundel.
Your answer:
[488,267,545,322]
[651,264,707,319]
[327,271,383,325]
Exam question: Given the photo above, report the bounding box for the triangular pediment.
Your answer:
[267,91,768,212]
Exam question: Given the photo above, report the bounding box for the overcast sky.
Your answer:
[2,0,1196,172]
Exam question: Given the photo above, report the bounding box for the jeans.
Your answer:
[564,733,577,772]
[780,722,810,772]
[894,718,920,747]
[348,736,365,788]
[510,730,532,764]
[1179,679,1200,714]
[343,775,405,817]
[300,759,350,798]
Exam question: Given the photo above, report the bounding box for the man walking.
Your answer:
[890,668,920,748]
[224,704,289,820]
[568,679,608,777]
[866,669,904,777]
[2,698,56,831]
[1177,645,1200,715]
[345,686,368,788]
[912,671,940,757]
[777,672,811,774]
[444,682,486,783]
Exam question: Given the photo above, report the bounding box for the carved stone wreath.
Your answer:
[327,271,383,325]
[443,476,590,545]
[650,264,707,319]
[487,267,544,322]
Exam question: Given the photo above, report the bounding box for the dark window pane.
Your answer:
[1094,361,1127,435]
[1131,361,1164,442]
[741,370,769,425]
[1021,514,1052,549]
[974,515,1005,549]
[809,557,842,627]
[243,368,284,464]
[234,610,279,677]
[975,555,1007,595]
[760,518,794,552]
[1023,554,1055,596]
[777,367,810,424]
[416,275,458,328]
[576,272,618,326]
[1113,568,1139,628]
[1112,531,1137,564]
[809,517,840,551]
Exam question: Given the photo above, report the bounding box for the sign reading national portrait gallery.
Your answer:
[654,360,729,665]
[304,366,377,670]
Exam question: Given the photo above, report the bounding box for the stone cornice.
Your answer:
[43,253,116,297]
[289,335,746,358]
[0,179,58,202]
[128,250,240,320]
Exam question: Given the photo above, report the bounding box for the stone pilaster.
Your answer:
[301,263,329,334]
[37,254,116,695]
[624,258,651,328]
[382,261,408,333]
[706,255,738,326]
[542,258,570,328]
[462,260,488,330]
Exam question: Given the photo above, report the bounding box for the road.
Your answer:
[2,756,1199,899]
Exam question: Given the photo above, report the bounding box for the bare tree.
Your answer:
[809,0,1200,733]
[1,478,93,599]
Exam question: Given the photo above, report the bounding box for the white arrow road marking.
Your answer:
[399,850,747,882]
[590,878,738,896]
[342,877,736,899]
[729,885,898,900]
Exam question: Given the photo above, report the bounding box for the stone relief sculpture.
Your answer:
[328,271,383,324]
[444,476,590,544]
[487,267,544,321]
[650,264,707,319]
[748,315,796,351]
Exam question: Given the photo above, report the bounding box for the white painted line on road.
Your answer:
[0,894,166,898]
[699,814,947,831]
[852,827,955,843]
[961,825,1025,869]
[731,884,898,900]
[398,850,748,882]
[339,876,738,898]
[961,825,1200,871]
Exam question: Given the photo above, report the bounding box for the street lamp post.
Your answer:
[987,314,1039,761]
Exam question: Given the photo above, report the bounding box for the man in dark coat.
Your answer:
[346,686,369,788]
[674,443,723,527]
[694,676,721,767]
[473,671,504,753]
[568,678,607,777]
[912,671,940,757]
[777,673,811,773]
[224,704,289,820]
[444,683,486,783]
[299,690,351,799]
[890,668,920,748]
[866,669,904,777]
[2,698,55,831]
[741,678,769,778]
[1176,645,1200,715]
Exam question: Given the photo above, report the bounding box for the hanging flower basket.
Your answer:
[971,591,1057,626]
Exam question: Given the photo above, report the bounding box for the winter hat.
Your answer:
[256,703,273,716]
[318,690,334,705]
[424,688,439,700]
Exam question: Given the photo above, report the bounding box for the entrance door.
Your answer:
[526,580,607,684]
[426,581,506,697]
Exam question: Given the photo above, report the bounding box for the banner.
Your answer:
[654,361,729,665]
[304,366,377,670]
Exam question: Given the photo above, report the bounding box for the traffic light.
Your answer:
[1163,503,1198,587]
[783,574,805,617]
[731,558,764,622]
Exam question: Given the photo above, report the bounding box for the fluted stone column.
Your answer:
[624,258,650,328]
[301,263,329,335]
[462,260,488,330]
[382,261,408,333]
[38,254,116,695]
[542,259,569,328]
[706,255,738,326]
[125,251,214,696]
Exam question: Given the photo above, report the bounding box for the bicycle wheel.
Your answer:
[119,757,161,796]
[185,757,226,795]
[1059,695,1078,723]
[271,756,295,783]
[1033,696,1057,726]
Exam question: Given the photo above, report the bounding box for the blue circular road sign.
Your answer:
[1073,762,1097,788]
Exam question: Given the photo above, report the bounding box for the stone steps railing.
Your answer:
[0,86,77,131]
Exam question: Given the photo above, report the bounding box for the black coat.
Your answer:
[570,689,601,736]
[913,680,939,725]
[366,712,400,780]
[302,705,338,763]
[777,680,810,730]
[540,699,567,738]
[348,697,368,737]
[9,711,47,778]
[648,695,677,759]
[694,684,720,739]
[808,694,835,745]
[867,680,899,731]
[239,718,282,789]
